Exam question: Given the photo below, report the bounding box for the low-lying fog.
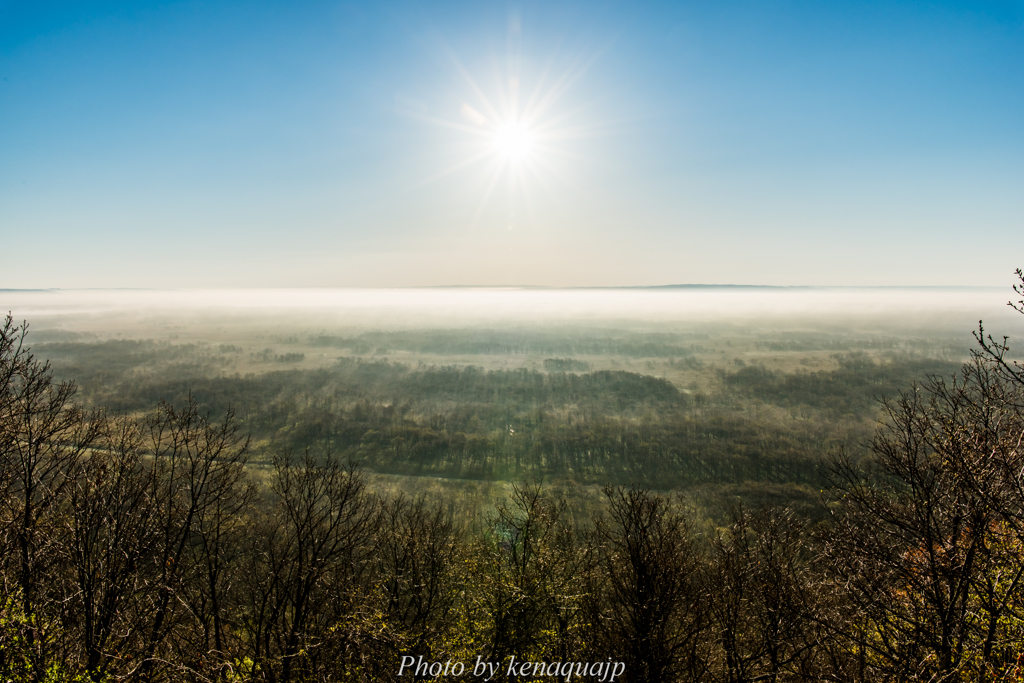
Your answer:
[7,286,1021,492]
[2,287,1020,339]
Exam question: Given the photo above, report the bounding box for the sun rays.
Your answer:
[409,24,603,232]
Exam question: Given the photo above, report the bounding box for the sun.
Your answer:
[492,120,536,163]
[407,25,601,229]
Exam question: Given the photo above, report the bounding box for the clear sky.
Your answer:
[1,0,1022,288]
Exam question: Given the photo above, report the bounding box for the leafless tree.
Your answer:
[376,494,464,673]
[823,358,1024,682]
[589,487,708,683]
[707,507,826,683]
[474,481,590,675]
[240,452,378,683]
[66,415,159,681]
[0,314,103,681]
[135,396,251,682]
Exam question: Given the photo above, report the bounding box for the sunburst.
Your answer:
[410,25,602,231]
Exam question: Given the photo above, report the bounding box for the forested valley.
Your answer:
[3,281,1024,683]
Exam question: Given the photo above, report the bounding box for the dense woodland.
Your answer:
[3,277,1024,682]
[35,334,961,496]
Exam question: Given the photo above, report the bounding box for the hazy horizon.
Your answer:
[4,286,1022,340]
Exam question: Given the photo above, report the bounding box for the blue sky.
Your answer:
[1,0,1022,287]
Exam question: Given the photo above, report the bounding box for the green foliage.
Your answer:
[0,593,97,683]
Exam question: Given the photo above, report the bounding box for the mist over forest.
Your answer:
[3,285,1024,682]
[6,287,1009,504]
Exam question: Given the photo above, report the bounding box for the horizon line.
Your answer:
[0,284,1008,293]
